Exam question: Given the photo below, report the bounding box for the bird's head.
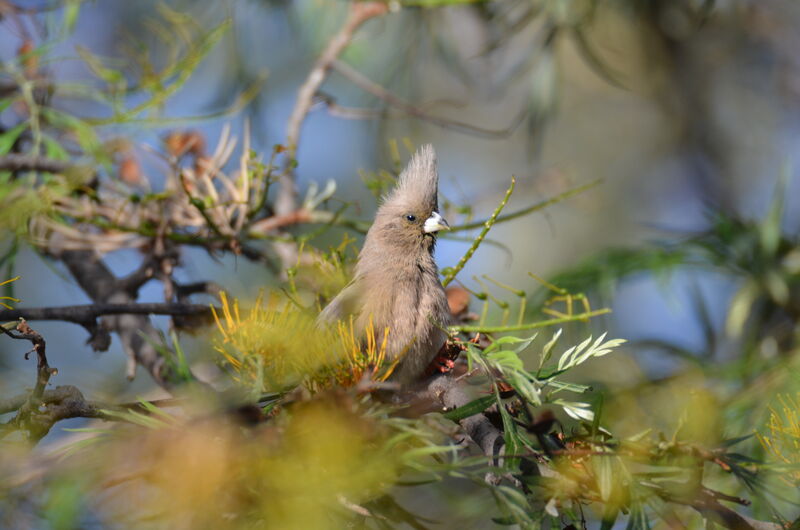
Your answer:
[369,145,450,253]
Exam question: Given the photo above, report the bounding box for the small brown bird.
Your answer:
[319,145,452,385]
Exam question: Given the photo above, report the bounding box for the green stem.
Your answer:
[479,299,489,326]
[442,177,515,287]
[448,179,601,233]
[482,274,525,297]
[450,308,611,333]
[517,297,527,327]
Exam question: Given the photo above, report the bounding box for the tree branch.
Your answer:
[0,154,75,174]
[275,1,388,271]
[283,0,389,167]
[1,320,53,402]
[0,320,62,441]
[0,302,214,324]
[56,250,186,387]
[329,61,526,139]
[0,385,111,443]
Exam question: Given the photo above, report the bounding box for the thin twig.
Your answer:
[330,60,526,139]
[249,209,313,235]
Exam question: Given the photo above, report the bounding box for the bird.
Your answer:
[318,145,453,386]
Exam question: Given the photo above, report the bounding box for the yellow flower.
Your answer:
[758,393,800,485]
[329,316,397,387]
[212,291,396,392]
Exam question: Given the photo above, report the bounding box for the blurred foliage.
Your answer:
[524,179,800,522]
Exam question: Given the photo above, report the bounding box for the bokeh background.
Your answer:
[3,1,799,395]
[2,1,800,525]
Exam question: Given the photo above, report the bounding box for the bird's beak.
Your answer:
[423,211,450,233]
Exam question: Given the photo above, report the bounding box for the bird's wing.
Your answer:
[317,277,363,324]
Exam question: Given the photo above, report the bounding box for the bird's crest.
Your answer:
[388,144,438,211]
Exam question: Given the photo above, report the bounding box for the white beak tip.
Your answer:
[423,212,449,233]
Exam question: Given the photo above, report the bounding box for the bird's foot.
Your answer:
[425,341,462,376]
[433,356,456,373]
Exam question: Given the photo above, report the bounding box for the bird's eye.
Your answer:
[405,214,416,222]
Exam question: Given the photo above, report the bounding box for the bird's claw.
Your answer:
[425,341,461,376]
[435,357,456,373]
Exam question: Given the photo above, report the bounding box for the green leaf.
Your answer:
[625,503,651,530]
[600,507,619,530]
[626,428,652,443]
[546,380,591,393]
[760,168,787,256]
[491,516,519,526]
[496,485,532,519]
[443,395,495,421]
[43,135,69,160]
[41,108,103,160]
[76,46,125,85]
[556,333,626,371]
[487,350,525,371]
[136,398,177,423]
[539,328,562,369]
[493,334,536,347]
[64,0,81,33]
[402,445,456,460]
[100,408,170,429]
[556,400,595,422]
[0,123,28,155]
[496,391,524,471]
[44,477,85,530]
[595,454,614,502]
[508,372,541,406]
[0,98,15,115]
[720,433,754,448]
[726,280,759,337]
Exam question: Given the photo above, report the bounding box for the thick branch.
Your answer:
[424,374,504,460]
[0,302,214,351]
[0,154,75,174]
[1,386,81,415]
[0,302,214,323]
[0,385,109,443]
